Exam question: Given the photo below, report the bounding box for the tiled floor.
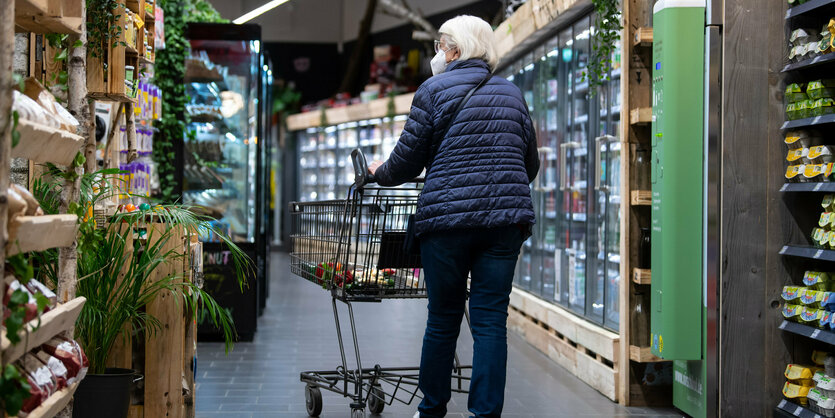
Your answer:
[195,252,684,418]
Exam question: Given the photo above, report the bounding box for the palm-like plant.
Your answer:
[32,167,251,374]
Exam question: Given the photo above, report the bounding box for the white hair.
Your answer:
[439,15,498,70]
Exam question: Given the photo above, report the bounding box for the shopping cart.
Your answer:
[289,149,471,418]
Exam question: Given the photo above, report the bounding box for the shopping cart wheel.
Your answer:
[351,408,366,418]
[368,384,385,414]
[305,385,322,416]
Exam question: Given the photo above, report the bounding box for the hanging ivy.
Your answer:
[86,0,126,61]
[153,0,189,203]
[585,0,622,95]
[185,0,229,23]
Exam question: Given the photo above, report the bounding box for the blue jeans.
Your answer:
[417,225,524,418]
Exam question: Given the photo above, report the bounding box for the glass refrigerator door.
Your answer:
[562,17,591,315]
[537,40,561,304]
[185,39,259,243]
[299,129,320,202]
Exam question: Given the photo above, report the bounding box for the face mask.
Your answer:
[430,49,449,76]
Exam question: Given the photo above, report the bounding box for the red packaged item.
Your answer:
[18,365,45,415]
[33,350,68,389]
[24,279,57,312]
[41,336,89,383]
[4,279,39,322]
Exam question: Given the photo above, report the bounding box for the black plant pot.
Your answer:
[72,368,136,418]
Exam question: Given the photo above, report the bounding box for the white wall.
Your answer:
[208,0,479,43]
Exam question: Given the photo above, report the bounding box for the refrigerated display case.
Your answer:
[183,23,266,341]
[500,13,622,330]
[296,116,408,201]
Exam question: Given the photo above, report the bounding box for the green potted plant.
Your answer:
[32,167,250,418]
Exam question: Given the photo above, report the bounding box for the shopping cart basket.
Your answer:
[289,149,471,417]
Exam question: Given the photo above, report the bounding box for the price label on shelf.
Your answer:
[781,184,788,192]
[795,405,803,416]
[779,399,787,409]
[812,329,821,338]
[780,246,788,255]
[780,321,787,330]
[815,183,824,192]
[815,250,824,259]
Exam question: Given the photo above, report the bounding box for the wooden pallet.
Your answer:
[14,0,83,35]
[0,297,86,363]
[508,288,619,401]
[633,27,653,48]
[629,107,652,126]
[630,190,652,206]
[87,0,137,102]
[632,268,651,285]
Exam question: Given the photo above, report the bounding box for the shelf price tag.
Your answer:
[781,246,788,255]
[795,405,803,416]
[781,184,789,191]
[815,183,824,192]
[780,321,788,330]
[815,249,824,259]
[779,399,787,409]
[812,329,821,338]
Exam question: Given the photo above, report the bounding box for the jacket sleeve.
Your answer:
[523,111,540,183]
[374,85,435,187]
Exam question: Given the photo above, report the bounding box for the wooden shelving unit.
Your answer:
[6,214,79,255]
[11,118,85,165]
[0,297,86,363]
[618,0,673,407]
[286,93,416,131]
[87,0,137,104]
[14,0,83,35]
[22,381,82,418]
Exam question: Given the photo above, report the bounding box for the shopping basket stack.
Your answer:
[289,149,471,417]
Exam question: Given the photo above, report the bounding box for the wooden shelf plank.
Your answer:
[632,268,651,285]
[15,0,48,16]
[630,190,651,206]
[629,107,652,125]
[22,381,81,418]
[0,297,86,364]
[14,0,83,36]
[12,119,85,166]
[287,93,416,131]
[633,27,653,47]
[629,345,665,363]
[7,214,78,256]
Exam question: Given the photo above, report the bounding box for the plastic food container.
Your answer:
[805,271,835,290]
[785,381,814,406]
[814,98,835,117]
[787,164,806,182]
[819,372,835,398]
[803,289,825,307]
[787,364,823,382]
[813,228,829,247]
[791,28,818,47]
[804,164,830,182]
[788,102,801,120]
[811,146,835,163]
[809,80,835,100]
[788,147,810,163]
[784,304,804,321]
[802,307,826,327]
[784,286,804,302]
[786,130,814,149]
[823,195,835,211]
[788,83,809,103]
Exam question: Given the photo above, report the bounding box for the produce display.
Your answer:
[300,261,419,292]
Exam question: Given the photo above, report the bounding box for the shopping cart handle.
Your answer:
[351,148,376,187]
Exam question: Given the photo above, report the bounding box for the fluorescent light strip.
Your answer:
[233,0,291,24]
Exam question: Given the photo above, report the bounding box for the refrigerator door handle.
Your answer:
[534,147,554,192]
[594,135,617,192]
[559,143,570,191]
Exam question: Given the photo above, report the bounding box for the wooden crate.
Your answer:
[106,223,198,418]
[87,0,136,103]
[15,0,83,35]
[508,288,619,401]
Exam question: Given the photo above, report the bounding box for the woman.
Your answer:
[369,15,539,418]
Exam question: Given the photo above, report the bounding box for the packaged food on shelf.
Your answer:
[791,29,820,47]
[785,381,814,406]
[41,336,88,384]
[787,164,805,182]
[809,388,835,417]
[801,307,826,326]
[805,271,835,290]
[812,146,835,163]
[819,371,835,399]
[804,163,833,182]
[787,364,823,383]
[17,352,59,413]
[786,130,817,148]
[815,98,835,117]
[813,352,830,366]
[32,349,68,390]
[22,78,78,132]
[784,286,804,302]
[788,147,810,163]
[788,102,802,120]
[809,80,835,100]
[784,304,804,321]
[11,91,56,129]
[813,228,828,247]
[822,310,833,328]
[788,83,809,103]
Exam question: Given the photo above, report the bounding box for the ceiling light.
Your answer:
[233,0,291,24]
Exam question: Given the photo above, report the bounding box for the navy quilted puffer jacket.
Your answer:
[374,59,539,236]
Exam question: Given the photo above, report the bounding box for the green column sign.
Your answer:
[651,1,707,417]
[650,0,705,362]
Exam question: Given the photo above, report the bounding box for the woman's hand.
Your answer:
[368,160,383,175]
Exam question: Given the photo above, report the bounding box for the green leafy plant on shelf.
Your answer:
[44,34,83,102]
[87,0,127,70]
[585,0,622,96]
[32,167,252,374]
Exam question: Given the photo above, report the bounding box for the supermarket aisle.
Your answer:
[195,252,683,418]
